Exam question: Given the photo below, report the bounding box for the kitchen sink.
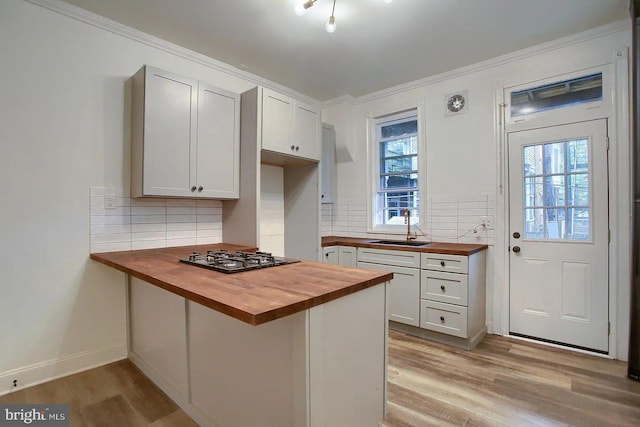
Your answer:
[369,240,433,247]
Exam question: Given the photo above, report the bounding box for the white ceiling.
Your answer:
[60,0,629,101]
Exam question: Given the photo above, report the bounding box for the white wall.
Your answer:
[0,0,308,392]
[322,23,632,359]
[260,165,285,256]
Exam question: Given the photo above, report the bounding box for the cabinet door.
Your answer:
[143,67,198,197]
[388,265,420,327]
[338,246,357,267]
[293,101,320,160]
[261,88,293,155]
[358,262,420,327]
[321,124,335,203]
[323,246,338,264]
[196,83,240,199]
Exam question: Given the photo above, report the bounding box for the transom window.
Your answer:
[373,110,419,228]
[522,138,591,241]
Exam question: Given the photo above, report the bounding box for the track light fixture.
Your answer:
[294,0,393,33]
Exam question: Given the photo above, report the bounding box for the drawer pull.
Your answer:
[440,285,446,291]
[440,261,445,267]
[440,316,445,322]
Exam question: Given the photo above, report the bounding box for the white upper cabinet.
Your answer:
[261,88,319,162]
[131,65,240,199]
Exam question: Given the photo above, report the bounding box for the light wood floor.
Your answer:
[2,332,639,426]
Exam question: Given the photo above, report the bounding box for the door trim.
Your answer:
[492,49,632,359]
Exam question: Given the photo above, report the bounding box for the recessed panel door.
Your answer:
[508,119,609,352]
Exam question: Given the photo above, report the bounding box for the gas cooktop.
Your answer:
[179,250,299,274]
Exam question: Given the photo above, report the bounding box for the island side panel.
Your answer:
[309,282,388,427]
[129,277,189,399]
[188,301,307,427]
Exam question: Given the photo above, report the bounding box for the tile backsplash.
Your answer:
[90,187,222,253]
[321,193,495,245]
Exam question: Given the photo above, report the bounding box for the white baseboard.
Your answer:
[0,343,127,396]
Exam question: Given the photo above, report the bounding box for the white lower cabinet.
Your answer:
[357,247,420,327]
[128,276,387,427]
[352,245,487,349]
[129,278,188,398]
[323,245,357,267]
[419,251,487,349]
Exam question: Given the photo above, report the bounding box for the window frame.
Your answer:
[367,107,426,234]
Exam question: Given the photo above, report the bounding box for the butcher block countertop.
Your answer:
[90,243,393,326]
[321,236,487,256]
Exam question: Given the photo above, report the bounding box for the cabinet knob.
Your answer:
[191,186,197,192]
[440,316,445,322]
[440,261,446,267]
[295,146,300,151]
[198,186,204,192]
[321,194,325,199]
[291,145,295,150]
[440,285,445,291]
[513,246,521,253]
[325,253,329,257]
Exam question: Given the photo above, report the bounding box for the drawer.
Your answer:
[421,270,468,306]
[357,247,420,269]
[421,253,468,274]
[420,300,468,338]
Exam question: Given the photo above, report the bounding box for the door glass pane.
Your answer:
[524,208,544,239]
[567,173,589,206]
[567,208,590,240]
[523,145,542,176]
[545,208,566,239]
[521,139,591,241]
[524,177,543,208]
[543,142,565,175]
[567,139,589,172]
[544,176,565,206]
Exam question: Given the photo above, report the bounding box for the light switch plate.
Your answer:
[104,194,116,209]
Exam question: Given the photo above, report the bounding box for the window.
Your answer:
[372,110,419,229]
[510,73,603,117]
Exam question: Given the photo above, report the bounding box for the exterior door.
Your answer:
[508,119,609,352]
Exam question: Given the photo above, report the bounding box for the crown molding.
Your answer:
[332,18,630,107]
[322,94,357,109]
[24,0,322,107]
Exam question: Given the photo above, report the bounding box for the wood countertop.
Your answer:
[321,236,487,256]
[90,244,393,326]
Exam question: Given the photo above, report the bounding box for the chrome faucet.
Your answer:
[404,209,417,241]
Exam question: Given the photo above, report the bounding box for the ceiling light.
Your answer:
[325,15,336,33]
[325,0,337,33]
[295,0,316,16]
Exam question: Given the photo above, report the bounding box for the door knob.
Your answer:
[513,246,521,253]
[513,232,521,239]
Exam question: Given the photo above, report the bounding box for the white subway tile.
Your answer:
[90,224,131,235]
[196,207,222,215]
[196,221,221,231]
[131,206,165,215]
[90,242,131,253]
[132,215,166,224]
[165,199,197,207]
[90,187,106,196]
[91,215,131,226]
[132,240,167,250]
[167,206,197,215]
[167,230,197,240]
[197,228,222,238]
[458,194,487,203]
[130,198,166,207]
[167,214,197,223]
[91,233,132,244]
[431,195,458,203]
[131,223,167,233]
[167,222,197,232]
[132,231,166,241]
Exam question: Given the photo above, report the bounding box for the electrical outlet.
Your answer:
[480,216,493,229]
[104,194,116,209]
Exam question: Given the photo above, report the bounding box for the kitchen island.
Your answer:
[91,244,392,427]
